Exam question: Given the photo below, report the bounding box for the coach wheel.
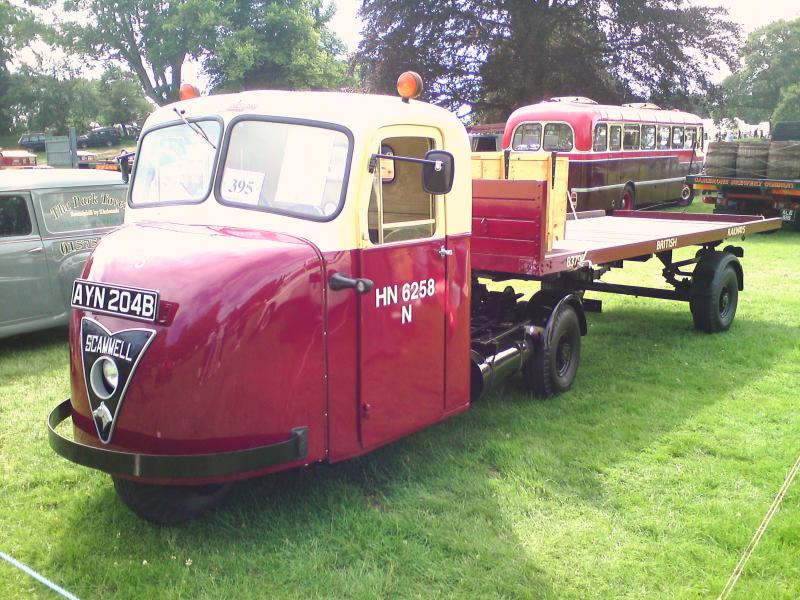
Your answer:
[689,260,739,333]
[113,477,232,525]
[619,184,635,210]
[678,184,695,206]
[524,304,581,398]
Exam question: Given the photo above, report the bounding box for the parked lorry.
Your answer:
[1,170,126,339]
[47,74,781,523]
[688,122,800,229]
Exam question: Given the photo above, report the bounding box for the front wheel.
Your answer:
[113,477,232,525]
[524,304,581,398]
[618,184,635,210]
[677,184,695,206]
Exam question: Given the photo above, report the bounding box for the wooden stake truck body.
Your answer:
[48,78,781,522]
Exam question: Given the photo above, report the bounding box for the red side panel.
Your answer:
[471,179,546,276]
[444,234,470,413]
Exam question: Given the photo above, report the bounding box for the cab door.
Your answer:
[0,193,53,327]
[357,128,447,449]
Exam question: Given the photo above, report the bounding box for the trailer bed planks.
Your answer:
[471,177,782,279]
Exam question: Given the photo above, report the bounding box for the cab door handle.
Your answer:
[27,247,43,254]
[329,273,374,294]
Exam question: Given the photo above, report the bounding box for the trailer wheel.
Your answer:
[113,477,231,525]
[525,304,581,398]
[689,255,740,333]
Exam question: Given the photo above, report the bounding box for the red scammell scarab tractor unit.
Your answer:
[48,75,781,523]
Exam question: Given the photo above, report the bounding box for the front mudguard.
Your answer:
[48,399,308,481]
[526,290,587,348]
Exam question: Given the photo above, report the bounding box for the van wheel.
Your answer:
[112,477,232,525]
[619,184,635,210]
[524,304,581,398]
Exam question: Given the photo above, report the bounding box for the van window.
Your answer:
[641,125,656,150]
[658,126,671,150]
[593,124,608,151]
[543,123,573,151]
[368,136,437,244]
[0,195,32,237]
[684,127,698,149]
[512,123,542,151]
[610,125,622,151]
[38,189,126,234]
[623,125,640,150]
[671,126,684,148]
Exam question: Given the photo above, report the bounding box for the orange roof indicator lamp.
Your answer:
[397,71,423,103]
[179,83,201,101]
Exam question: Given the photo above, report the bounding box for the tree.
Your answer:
[354,0,739,122]
[722,18,800,123]
[99,65,152,131]
[0,2,37,133]
[204,0,350,92]
[38,0,219,105]
[772,83,800,122]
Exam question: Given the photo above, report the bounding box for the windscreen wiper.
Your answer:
[172,107,217,150]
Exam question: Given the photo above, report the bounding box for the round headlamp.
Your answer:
[90,357,119,399]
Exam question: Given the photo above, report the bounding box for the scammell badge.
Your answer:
[80,318,156,444]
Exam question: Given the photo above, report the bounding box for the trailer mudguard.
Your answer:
[48,399,308,479]
[692,250,744,291]
[526,289,587,344]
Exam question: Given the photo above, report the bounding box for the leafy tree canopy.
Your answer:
[354,0,739,122]
[204,0,351,92]
[722,18,800,123]
[28,0,350,106]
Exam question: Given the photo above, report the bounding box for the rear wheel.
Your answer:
[524,304,581,398]
[690,259,739,333]
[677,184,695,206]
[113,477,232,525]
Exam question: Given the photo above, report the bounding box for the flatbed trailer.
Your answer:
[687,174,800,230]
[46,73,782,524]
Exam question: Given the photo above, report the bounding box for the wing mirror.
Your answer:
[422,150,454,195]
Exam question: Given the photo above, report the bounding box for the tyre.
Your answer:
[106,139,114,147]
[524,304,581,398]
[677,184,694,206]
[618,184,635,210]
[689,258,740,333]
[113,477,232,525]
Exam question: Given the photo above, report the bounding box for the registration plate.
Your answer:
[71,279,159,322]
[782,209,796,223]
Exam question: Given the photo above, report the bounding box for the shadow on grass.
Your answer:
[0,326,68,357]
[46,310,796,597]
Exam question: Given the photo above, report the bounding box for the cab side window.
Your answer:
[0,196,33,237]
[368,136,436,244]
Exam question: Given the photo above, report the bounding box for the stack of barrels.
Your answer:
[705,141,800,180]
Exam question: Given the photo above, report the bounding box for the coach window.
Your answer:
[684,127,698,149]
[0,196,32,237]
[671,126,684,149]
[593,123,608,151]
[657,126,671,150]
[543,123,573,152]
[512,123,542,151]
[623,125,640,150]
[641,125,656,150]
[367,136,437,244]
[610,125,622,151]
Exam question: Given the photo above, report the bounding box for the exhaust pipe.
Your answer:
[470,330,534,402]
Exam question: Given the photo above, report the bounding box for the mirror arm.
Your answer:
[368,153,440,173]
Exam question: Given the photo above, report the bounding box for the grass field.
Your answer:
[1,205,799,599]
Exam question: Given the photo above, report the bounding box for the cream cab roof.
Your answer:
[145,90,467,140]
[131,90,472,253]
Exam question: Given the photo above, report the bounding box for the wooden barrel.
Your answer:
[704,142,738,177]
[735,142,769,179]
[766,141,800,180]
